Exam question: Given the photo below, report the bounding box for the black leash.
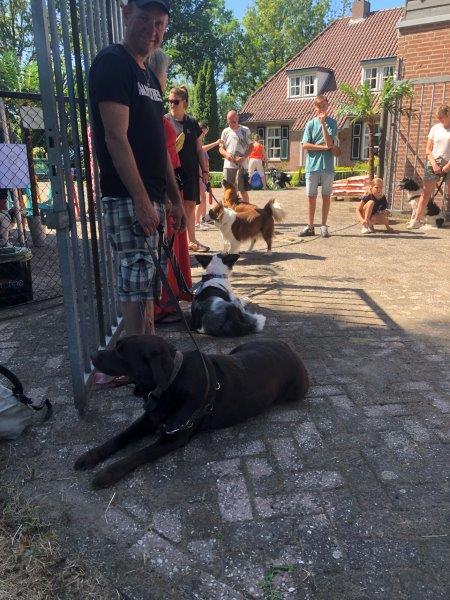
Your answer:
[0,364,52,420]
[132,222,217,435]
[430,173,447,202]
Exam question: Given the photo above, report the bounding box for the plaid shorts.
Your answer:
[423,157,448,182]
[102,197,166,303]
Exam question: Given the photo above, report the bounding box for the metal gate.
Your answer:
[384,75,450,212]
[31,0,124,411]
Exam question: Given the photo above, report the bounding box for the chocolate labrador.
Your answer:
[75,335,309,489]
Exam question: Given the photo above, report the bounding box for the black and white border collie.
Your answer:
[399,177,422,220]
[190,253,266,337]
[399,177,441,226]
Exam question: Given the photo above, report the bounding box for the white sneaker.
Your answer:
[406,219,422,230]
[361,225,371,235]
[320,225,330,238]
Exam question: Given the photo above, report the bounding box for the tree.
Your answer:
[337,78,415,179]
[193,60,221,169]
[166,0,241,83]
[0,0,34,65]
[225,0,330,103]
[0,50,39,92]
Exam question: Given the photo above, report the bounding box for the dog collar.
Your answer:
[408,194,421,201]
[201,274,228,282]
[144,350,184,411]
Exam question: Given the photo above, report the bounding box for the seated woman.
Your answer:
[357,177,396,234]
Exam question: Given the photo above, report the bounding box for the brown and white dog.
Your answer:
[206,198,285,255]
[222,180,258,213]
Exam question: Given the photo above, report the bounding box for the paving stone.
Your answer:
[254,492,322,519]
[342,538,422,571]
[216,476,253,522]
[2,193,450,598]
[294,421,324,451]
[297,514,345,574]
[397,570,450,599]
[268,437,303,471]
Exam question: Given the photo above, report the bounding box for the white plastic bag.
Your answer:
[0,381,34,440]
[0,365,51,441]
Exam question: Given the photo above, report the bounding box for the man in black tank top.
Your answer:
[89,0,186,341]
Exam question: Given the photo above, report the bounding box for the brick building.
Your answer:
[388,0,450,209]
[240,1,404,171]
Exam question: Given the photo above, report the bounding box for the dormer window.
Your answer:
[361,59,395,91]
[288,73,317,98]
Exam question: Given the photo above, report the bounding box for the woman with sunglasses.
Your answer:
[166,86,210,252]
[147,50,193,324]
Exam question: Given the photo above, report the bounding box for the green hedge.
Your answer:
[210,172,223,188]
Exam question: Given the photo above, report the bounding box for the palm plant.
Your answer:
[337,77,414,179]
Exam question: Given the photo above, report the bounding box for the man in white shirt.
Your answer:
[219,110,253,202]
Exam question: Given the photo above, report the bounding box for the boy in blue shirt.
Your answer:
[300,96,338,238]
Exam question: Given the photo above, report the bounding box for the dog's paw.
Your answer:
[254,313,266,332]
[74,449,103,471]
[91,467,121,489]
[240,296,251,307]
[264,251,273,256]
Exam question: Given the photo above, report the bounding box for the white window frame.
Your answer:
[267,126,281,160]
[351,123,362,160]
[361,122,381,160]
[362,62,395,91]
[267,126,289,161]
[288,73,317,98]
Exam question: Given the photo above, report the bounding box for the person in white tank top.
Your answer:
[407,105,450,229]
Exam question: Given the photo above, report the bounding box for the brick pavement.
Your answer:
[0,189,449,599]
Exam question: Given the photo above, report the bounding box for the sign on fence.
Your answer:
[0,144,30,188]
[20,106,45,130]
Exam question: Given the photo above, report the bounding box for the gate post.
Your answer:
[31,0,87,411]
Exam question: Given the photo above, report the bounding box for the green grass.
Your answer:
[260,564,294,600]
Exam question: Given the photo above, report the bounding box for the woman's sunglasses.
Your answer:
[168,99,181,106]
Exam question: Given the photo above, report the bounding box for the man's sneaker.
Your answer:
[406,218,422,230]
[361,225,371,235]
[320,225,330,238]
[299,226,315,237]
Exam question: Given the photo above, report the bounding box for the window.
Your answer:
[382,65,394,83]
[288,74,317,98]
[361,123,381,159]
[364,67,378,90]
[351,122,381,160]
[289,76,301,97]
[267,127,281,159]
[362,63,395,91]
[257,126,265,142]
[304,75,315,96]
[267,126,289,160]
[351,123,362,160]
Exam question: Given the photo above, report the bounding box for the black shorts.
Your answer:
[180,169,200,204]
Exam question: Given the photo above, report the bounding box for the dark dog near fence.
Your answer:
[75,335,309,488]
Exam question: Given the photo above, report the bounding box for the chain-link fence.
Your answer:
[0,91,63,307]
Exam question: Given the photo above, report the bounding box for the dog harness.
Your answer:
[193,274,230,297]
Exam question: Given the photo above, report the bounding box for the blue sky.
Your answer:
[225,0,403,21]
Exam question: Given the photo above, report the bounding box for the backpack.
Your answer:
[250,171,263,190]
[0,365,52,440]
